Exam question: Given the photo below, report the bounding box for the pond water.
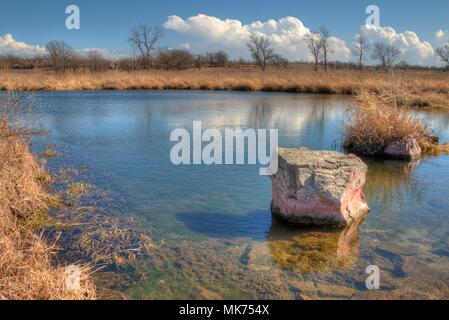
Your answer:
[29,91,449,299]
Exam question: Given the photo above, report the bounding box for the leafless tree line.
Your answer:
[350,30,403,71]
[304,27,403,72]
[304,27,333,72]
[124,24,449,71]
[353,29,449,72]
[3,22,449,73]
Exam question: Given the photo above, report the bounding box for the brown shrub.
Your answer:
[343,91,430,155]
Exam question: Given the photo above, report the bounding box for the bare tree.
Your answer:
[352,30,369,72]
[270,54,289,68]
[85,50,109,72]
[69,53,83,72]
[305,32,322,71]
[117,58,138,72]
[247,33,275,71]
[194,54,207,70]
[0,55,14,70]
[205,51,229,68]
[128,25,163,70]
[155,49,194,70]
[215,51,229,68]
[46,41,79,73]
[436,44,449,67]
[319,26,332,72]
[0,55,46,70]
[371,42,400,70]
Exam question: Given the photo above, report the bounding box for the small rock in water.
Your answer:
[383,138,422,160]
[270,147,370,227]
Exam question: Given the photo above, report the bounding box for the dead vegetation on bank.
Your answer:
[1,68,449,108]
[48,167,153,270]
[343,88,449,157]
[0,93,152,300]
[0,93,95,300]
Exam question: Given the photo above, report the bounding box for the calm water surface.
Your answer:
[30,91,449,299]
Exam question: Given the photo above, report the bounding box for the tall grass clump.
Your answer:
[343,91,431,156]
[0,92,95,300]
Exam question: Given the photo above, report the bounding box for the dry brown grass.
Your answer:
[0,93,95,300]
[419,140,449,156]
[50,171,154,270]
[343,90,432,156]
[1,67,449,108]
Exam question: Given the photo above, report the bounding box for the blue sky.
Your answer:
[1,0,449,65]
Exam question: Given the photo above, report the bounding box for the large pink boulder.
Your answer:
[270,148,369,227]
[383,139,421,160]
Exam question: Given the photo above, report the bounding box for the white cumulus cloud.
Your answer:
[0,33,47,56]
[180,43,191,50]
[164,14,351,62]
[77,48,126,60]
[436,29,447,40]
[0,34,125,60]
[435,29,449,46]
[359,25,436,66]
[164,14,444,66]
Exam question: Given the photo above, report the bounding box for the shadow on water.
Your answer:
[268,216,364,273]
[174,210,272,240]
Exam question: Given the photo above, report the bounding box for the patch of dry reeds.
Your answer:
[48,168,153,270]
[0,93,95,300]
[1,68,449,108]
[343,90,431,156]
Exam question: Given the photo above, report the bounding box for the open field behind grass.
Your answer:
[1,67,449,108]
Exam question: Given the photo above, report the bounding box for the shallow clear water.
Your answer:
[30,91,449,299]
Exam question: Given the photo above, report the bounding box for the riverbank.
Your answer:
[0,95,95,299]
[0,94,152,299]
[1,68,449,109]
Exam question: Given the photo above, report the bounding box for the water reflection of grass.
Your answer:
[364,158,421,201]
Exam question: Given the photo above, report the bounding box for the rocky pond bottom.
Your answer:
[129,225,449,300]
[28,91,449,299]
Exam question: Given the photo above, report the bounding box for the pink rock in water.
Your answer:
[270,148,370,227]
[383,139,421,160]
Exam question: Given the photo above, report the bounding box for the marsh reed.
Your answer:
[1,68,449,108]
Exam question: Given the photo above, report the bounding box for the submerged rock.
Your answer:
[268,215,364,273]
[270,147,369,227]
[383,139,422,160]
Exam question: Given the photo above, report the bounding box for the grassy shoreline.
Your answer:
[0,94,153,300]
[0,94,95,300]
[2,68,449,108]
